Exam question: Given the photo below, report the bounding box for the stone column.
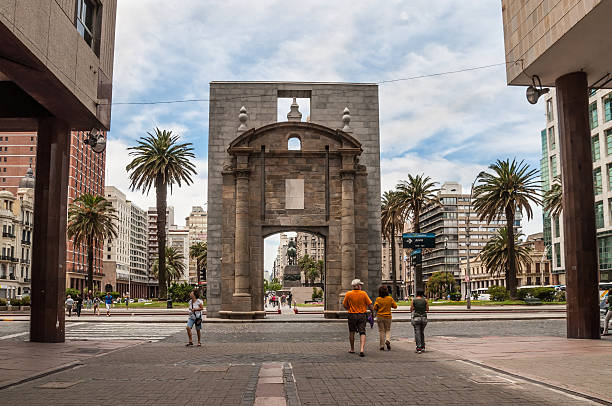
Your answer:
[233,164,251,312]
[340,168,356,293]
[556,71,600,339]
[30,117,70,343]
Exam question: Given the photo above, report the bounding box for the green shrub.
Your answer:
[168,282,194,302]
[517,288,531,301]
[531,287,556,302]
[449,292,462,301]
[554,290,566,302]
[487,285,510,301]
[66,288,81,298]
[9,298,22,306]
[312,287,323,301]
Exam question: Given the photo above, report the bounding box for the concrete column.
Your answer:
[340,169,356,292]
[233,169,251,311]
[555,71,600,339]
[30,117,70,343]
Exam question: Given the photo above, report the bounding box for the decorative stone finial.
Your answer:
[342,107,352,132]
[287,97,302,122]
[238,106,248,132]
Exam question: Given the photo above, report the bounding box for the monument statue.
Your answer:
[287,239,297,266]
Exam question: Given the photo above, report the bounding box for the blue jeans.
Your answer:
[411,315,427,349]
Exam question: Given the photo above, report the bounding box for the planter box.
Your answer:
[20,306,30,311]
[0,306,7,311]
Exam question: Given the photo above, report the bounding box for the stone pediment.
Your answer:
[228,121,362,153]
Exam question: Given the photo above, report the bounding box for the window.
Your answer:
[595,200,604,229]
[76,0,96,48]
[554,243,561,268]
[592,135,600,162]
[548,127,555,150]
[550,155,557,178]
[546,99,554,122]
[589,102,598,130]
[287,137,301,150]
[604,93,612,123]
[554,216,560,238]
[598,235,612,271]
[594,167,602,195]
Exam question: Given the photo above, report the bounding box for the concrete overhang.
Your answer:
[507,0,612,88]
[0,23,110,130]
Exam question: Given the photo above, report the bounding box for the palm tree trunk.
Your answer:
[156,175,168,299]
[196,259,200,285]
[87,236,94,293]
[505,207,518,299]
[414,208,424,293]
[390,224,397,298]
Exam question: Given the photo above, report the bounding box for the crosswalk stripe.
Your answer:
[65,323,184,342]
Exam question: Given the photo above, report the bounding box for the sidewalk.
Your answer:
[428,335,612,403]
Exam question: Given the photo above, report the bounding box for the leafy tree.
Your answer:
[268,281,282,292]
[151,246,186,289]
[127,128,196,299]
[395,174,439,291]
[381,190,406,297]
[425,271,456,299]
[312,287,323,301]
[543,176,562,218]
[189,241,207,283]
[67,194,118,293]
[473,159,540,298]
[168,282,194,302]
[480,227,533,290]
[298,254,320,284]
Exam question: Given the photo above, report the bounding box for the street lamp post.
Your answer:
[465,172,485,310]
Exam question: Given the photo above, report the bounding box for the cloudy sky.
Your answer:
[107,1,545,272]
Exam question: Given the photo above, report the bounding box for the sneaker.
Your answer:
[385,340,391,351]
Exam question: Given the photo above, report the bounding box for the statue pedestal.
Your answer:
[282,265,301,288]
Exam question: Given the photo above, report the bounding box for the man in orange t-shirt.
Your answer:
[342,279,374,357]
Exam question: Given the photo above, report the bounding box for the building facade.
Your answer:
[0,131,106,292]
[419,182,520,289]
[103,186,148,298]
[0,171,34,299]
[381,233,404,298]
[147,206,174,297]
[541,88,612,284]
[186,206,207,284]
[168,227,190,283]
[460,233,552,292]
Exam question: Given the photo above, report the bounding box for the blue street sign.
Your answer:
[402,233,435,249]
[410,249,422,256]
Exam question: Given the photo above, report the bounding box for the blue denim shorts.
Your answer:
[187,317,202,330]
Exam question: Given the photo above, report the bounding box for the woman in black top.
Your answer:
[410,290,429,353]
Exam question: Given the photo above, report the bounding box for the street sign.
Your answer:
[402,233,435,249]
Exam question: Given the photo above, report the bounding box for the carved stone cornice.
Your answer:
[234,168,251,180]
[340,169,356,180]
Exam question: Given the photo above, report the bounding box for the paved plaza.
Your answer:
[1,319,610,405]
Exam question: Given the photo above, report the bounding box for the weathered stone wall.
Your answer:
[207,82,381,317]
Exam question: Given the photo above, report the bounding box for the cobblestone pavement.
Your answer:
[0,320,606,405]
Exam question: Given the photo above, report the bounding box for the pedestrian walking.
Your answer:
[410,290,429,353]
[104,292,113,317]
[86,290,93,310]
[281,294,286,307]
[125,294,130,309]
[288,293,293,309]
[65,295,74,317]
[186,289,204,347]
[604,293,612,335]
[75,293,83,317]
[342,279,374,357]
[374,286,397,351]
[272,294,277,308]
[93,296,100,316]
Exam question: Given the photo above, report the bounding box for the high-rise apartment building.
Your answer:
[296,233,324,262]
[168,226,190,283]
[418,182,520,293]
[541,88,612,284]
[381,230,406,298]
[103,186,148,298]
[0,170,34,299]
[147,206,175,296]
[186,206,207,283]
[0,131,106,291]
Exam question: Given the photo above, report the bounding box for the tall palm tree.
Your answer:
[189,242,207,284]
[67,194,118,293]
[395,174,439,292]
[381,190,405,297]
[473,159,540,298]
[543,176,562,218]
[480,227,533,281]
[151,246,186,288]
[126,128,196,299]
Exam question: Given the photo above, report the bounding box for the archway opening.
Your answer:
[264,231,326,311]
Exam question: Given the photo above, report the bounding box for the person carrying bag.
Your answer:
[186,289,204,347]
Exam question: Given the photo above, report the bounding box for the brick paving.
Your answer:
[0,320,607,404]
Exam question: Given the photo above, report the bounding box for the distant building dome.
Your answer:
[19,168,35,189]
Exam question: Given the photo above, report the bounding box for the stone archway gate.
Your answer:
[206,82,382,319]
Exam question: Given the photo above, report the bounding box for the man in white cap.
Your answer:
[342,279,374,357]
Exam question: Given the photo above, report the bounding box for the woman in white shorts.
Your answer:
[186,289,204,347]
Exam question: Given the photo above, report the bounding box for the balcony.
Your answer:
[21,258,30,264]
[2,232,15,238]
[9,274,15,280]
[0,255,17,262]
[21,239,31,245]
[23,277,30,283]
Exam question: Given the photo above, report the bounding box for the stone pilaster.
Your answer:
[340,169,356,292]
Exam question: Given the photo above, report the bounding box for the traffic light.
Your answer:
[199,268,206,282]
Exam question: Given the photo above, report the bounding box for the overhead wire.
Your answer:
[106,61,517,106]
